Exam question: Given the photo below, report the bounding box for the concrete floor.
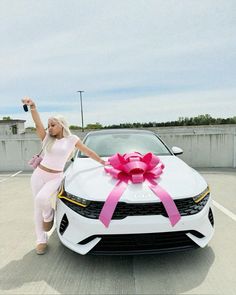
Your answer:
[0,169,235,294]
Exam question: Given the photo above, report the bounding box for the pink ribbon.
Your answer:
[99,152,181,228]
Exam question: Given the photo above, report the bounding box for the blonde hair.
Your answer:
[43,115,72,152]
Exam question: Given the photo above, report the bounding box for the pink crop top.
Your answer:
[40,134,80,171]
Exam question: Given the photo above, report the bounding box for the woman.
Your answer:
[22,97,105,255]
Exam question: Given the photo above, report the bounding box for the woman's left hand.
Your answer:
[100,159,107,165]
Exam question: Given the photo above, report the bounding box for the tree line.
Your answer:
[84,114,236,129]
[3,114,236,131]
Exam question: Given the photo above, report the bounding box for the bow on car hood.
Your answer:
[64,156,207,203]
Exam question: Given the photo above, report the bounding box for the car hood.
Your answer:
[64,156,208,203]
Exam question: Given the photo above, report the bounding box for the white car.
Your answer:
[56,129,214,255]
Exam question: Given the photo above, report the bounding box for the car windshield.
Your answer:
[78,132,171,157]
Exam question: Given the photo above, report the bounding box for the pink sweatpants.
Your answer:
[30,167,63,244]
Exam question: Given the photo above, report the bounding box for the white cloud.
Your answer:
[0,0,235,124]
[83,87,236,125]
[5,87,236,128]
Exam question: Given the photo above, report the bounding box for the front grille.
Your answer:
[87,231,199,254]
[61,193,210,220]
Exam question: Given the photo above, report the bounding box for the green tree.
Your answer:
[69,125,80,130]
[86,122,103,129]
[2,116,11,120]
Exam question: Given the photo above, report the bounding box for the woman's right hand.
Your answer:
[21,97,36,108]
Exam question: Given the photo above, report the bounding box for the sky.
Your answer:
[0,0,236,127]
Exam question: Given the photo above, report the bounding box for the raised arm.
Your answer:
[22,97,46,141]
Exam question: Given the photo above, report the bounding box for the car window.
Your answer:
[78,133,171,157]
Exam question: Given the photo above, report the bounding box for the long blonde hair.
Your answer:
[43,115,72,152]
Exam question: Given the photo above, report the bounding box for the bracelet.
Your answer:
[30,107,36,111]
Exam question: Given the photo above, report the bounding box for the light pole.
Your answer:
[77,90,84,132]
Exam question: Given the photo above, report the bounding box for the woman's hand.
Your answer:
[21,97,46,140]
[100,159,107,166]
[21,97,36,109]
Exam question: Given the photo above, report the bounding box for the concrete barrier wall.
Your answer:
[0,125,236,171]
[155,125,236,168]
[159,133,234,167]
[0,132,87,171]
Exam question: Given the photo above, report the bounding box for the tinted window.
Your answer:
[78,133,171,157]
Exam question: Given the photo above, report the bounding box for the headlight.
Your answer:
[57,183,90,207]
[193,186,210,203]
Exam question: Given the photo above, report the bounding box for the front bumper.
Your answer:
[55,197,214,255]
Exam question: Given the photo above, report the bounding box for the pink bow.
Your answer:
[99,152,181,227]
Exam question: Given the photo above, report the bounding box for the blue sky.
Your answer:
[0,0,235,127]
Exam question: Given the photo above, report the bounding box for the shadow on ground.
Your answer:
[0,231,215,294]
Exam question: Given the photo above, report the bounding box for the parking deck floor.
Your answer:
[0,169,235,294]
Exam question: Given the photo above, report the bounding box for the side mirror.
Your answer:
[172,146,183,155]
